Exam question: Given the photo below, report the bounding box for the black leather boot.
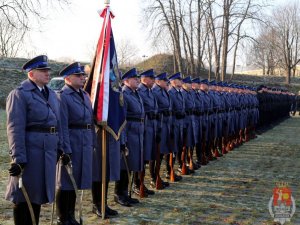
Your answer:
[14,202,40,225]
[67,190,79,225]
[56,190,71,225]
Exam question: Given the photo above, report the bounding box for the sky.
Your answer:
[26,0,151,63]
[24,0,285,64]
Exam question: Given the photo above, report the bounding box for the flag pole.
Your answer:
[101,127,107,220]
[101,1,109,220]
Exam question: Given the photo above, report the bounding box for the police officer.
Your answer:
[191,77,203,168]
[136,69,156,195]
[168,72,184,179]
[5,55,65,224]
[116,68,144,203]
[152,72,171,187]
[56,62,96,224]
[181,76,196,174]
[199,79,213,163]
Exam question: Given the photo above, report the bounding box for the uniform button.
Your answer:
[9,151,12,154]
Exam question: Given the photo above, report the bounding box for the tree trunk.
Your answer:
[221,0,230,81]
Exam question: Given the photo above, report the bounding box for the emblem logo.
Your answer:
[268,182,296,224]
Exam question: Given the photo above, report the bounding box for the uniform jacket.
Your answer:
[56,85,95,190]
[5,79,61,204]
[152,84,172,154]
[122,85,144,172]
[137,83,157,161]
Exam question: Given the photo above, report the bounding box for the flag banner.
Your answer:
[84,5,126,140]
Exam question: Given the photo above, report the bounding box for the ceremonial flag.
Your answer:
[84,4,126,140]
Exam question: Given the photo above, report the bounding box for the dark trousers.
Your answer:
[115,170,129,196]
[92,181,109,207]
[149,154,164,181]
[13,202,41,225]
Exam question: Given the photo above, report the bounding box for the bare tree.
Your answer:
[117,38,139,67]
[0,16,26,57]
[271,1,300,84]
[0,0,69,58]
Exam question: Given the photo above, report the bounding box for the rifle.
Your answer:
[139,170,146,198]
[181,130,187,175]
[169,153,175,182]
[121,147,133,198]
[188,147,194,171]
[155,142,163,190]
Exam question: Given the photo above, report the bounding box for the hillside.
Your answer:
[1,56,300,108]
[0,58,69,108]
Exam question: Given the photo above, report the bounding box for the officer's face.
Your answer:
[192,83,199,90]
[183,83,191,91]
[126,77,139,90]
[66,74,86,89]
[29,69,51,87]
[209,85,216,91]
[156,80,167,89]
[200,83,208,91]
[173,79,182,88]
[141,77,155,88]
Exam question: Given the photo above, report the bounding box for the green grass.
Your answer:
[0,111,299,224]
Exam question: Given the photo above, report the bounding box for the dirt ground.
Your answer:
[0,109,299,225]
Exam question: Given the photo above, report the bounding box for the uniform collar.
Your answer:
[62,84,80,94]
[123,85,135,93]
[138,83,149,91]
[21,79,41,91]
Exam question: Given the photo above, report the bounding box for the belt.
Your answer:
[193,111,204,116]
[162,110,171,117]
[126,117,144,123]
[68,124,91,129]
[26,126,57,134]
[146,112,158,120]
[185,110,193,116]
[175,112,185,119]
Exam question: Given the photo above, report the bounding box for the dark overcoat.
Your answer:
[5,79,61,204]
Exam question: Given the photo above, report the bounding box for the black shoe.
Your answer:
[162,180,170,187]
[105,205,118,216]
[114,195,132,207]
[92,205,109,218]
[175,174,182,181]
[68,214,80,225]
[125,195,139,204]
[57,220,72,225]
[187,167,195,174]
[144,186,155,195]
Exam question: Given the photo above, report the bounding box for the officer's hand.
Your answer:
[57,148,64,162]
[60,153,71,166]
[8,163,25,177]
[121,143,129,156]
[121,144,126,153]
